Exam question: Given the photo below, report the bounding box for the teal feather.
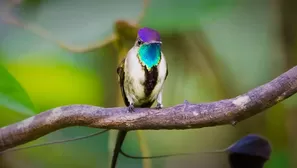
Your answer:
[138,43,161,69]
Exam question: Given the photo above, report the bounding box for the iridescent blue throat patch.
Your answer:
[138,43,161,69]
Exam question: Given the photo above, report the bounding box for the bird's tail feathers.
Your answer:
[111,130,128,168]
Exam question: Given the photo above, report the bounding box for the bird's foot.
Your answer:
[156,103,163,109]
[127,104,135,112]
[184,100,190,105]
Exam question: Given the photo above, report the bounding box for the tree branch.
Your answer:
[0,66,297,152]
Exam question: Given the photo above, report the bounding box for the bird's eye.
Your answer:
[137,40,143,46]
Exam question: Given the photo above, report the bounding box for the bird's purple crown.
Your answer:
[138,27,161,42]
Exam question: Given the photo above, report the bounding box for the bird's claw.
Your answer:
[127,104,135,112]
[184,100,190,104]
[156,103,163,109]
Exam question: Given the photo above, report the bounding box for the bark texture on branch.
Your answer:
[0,66,297,152]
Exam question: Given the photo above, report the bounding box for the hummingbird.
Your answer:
[112,27,168,168]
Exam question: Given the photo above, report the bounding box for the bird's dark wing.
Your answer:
[117,58,129,106]
[165,62,168,80]
[113,58,129,168]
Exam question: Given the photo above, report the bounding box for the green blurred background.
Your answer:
[0,0,296,167]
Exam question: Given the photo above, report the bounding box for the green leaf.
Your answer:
[0,64,35,115]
